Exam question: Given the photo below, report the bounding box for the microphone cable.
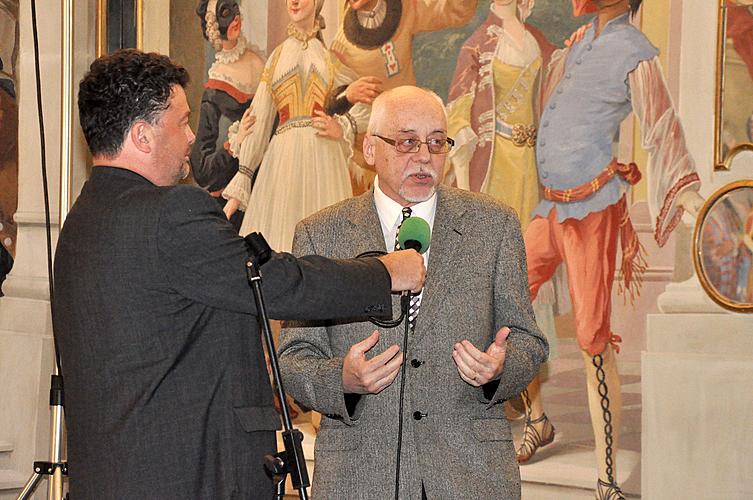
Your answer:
[356,250,409,328]
[354,250,413,500]
[31,0,63,377]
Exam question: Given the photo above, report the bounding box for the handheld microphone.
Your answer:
[397,216,431,254]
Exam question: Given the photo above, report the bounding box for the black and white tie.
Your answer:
[394,207,421,332]
[394,207,412,250]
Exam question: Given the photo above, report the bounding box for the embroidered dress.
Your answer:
[447,9,560,356]
[446,8,554,204]
[223,34,367,252]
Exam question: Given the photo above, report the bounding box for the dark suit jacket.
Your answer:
[53,166,392,499]
[279,186,548,499]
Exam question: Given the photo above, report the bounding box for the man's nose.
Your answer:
[412,142,431,161]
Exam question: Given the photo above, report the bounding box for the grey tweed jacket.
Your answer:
[279,185,547,499]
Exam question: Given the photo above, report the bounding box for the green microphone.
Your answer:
[397,216,431,254]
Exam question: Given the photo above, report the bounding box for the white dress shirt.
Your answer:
[373,176,437,308]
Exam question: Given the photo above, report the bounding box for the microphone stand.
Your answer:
[244,235,309,500]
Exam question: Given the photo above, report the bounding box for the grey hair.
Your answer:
[366,86,448,135]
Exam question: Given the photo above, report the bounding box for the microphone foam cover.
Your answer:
[398,216,431,254]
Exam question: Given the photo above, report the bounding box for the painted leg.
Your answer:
[516,375,555,463]
[582,345,624,499]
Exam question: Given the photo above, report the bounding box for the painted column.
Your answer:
[644,3,753,498]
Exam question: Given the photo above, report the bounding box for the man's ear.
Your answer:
[362,135,376,166]
[130,121,153,154]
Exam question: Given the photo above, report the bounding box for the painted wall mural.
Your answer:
[96,1,724,496]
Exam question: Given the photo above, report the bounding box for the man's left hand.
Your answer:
[452,327,511,387]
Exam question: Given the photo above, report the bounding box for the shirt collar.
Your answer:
[373,176,437,231]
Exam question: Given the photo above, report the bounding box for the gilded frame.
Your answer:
[714,0,753,171]
[95,0,143,58]
[693,179,753,312]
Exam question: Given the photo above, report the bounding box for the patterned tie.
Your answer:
[394,207,412,250]
[394,207,421,332]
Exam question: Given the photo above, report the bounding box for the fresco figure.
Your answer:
[521,1,704,498]
[223,0,368,252]
[191,0,265,230]
[736,201,753,302]
[323,0,480,192]
[446,0,561,426]
[330,0,479,94]
[703,199,744,301]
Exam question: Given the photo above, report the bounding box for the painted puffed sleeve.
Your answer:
[222,70,277,211]
[446,39,482,190]
[414,0,479,33]
[331,53,371,183]
[629,57,700,246]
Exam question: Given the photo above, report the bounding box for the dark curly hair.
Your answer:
[196,0,241,41]
[78,49,189,157]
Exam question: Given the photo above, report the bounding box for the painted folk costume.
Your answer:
[527,12,700,355]
[330,0,478,90]
[447,6,560,365]
[191,35,265,197]
[223,29,367,252]
[446,6,554,230]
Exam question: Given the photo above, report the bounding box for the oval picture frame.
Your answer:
[694,179,753,312]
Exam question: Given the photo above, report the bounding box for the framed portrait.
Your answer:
[694,180,753,312]
[714,0,753,170]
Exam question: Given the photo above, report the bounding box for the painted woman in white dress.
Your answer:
[223,0,368,252]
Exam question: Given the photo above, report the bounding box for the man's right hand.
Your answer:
[342,330,403,394]
[378,249,426,292]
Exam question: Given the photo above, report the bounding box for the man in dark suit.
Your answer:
[279,86,548,499]
[53,49,425,499]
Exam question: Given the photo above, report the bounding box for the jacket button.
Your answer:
[413,411,426,420]
[410,359,422,368]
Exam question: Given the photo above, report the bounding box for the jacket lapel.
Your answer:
[412,185,467,344]
[344,189,388,257]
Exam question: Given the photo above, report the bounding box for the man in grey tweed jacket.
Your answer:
[279,86,547,499]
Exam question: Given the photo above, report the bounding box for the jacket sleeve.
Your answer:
[484,207,548,405]
[157,186,392,319]
[414,0,479,33]
[278,219,370,425]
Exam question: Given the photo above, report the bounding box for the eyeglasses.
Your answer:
[373,134,455,154]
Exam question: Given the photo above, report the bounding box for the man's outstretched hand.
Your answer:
[342,331,403,394]
[452,327,511,387]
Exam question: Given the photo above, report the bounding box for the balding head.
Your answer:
[363,86,450,206]
[366,86,447,136]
